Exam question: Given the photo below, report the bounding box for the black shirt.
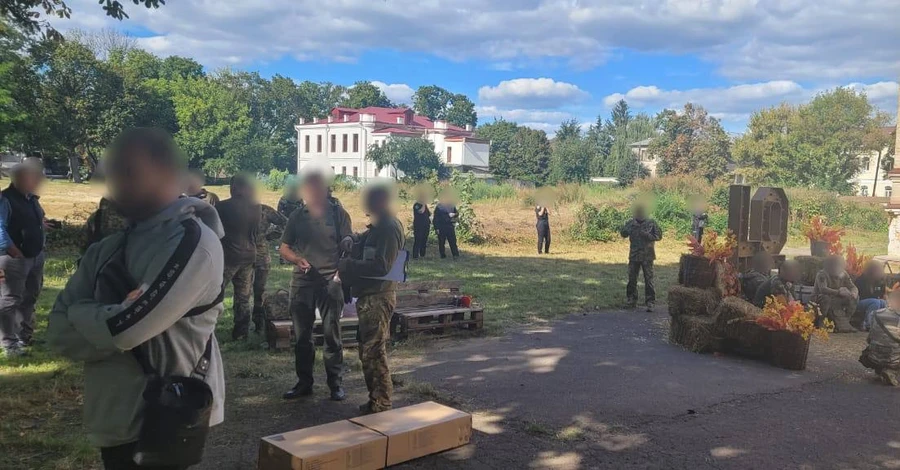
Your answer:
[535,206,549,224]
[856,275,886,300]
[433,204,457,230]
[215,196,260,266]
[413,202,431,227]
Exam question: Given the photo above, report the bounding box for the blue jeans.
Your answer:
[859,298,887,330]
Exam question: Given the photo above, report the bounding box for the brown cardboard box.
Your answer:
[258,420,387,470]
[350,401,472,466]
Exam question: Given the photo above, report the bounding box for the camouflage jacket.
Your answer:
[619,218,663,262]
[741,270,770,304]
[258,204,288,251]
[277,197,303,220]
[752,276,795,308]
[83,198,129,253]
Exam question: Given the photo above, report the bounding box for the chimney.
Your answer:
[328,115,334,123]
[434,120,448,130]
[299,117,305,125]
[465,124,473,132]
[397,116,404,124]
[343,114,349,122]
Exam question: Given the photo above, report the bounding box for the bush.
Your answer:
[570,203,630,242]
[450,171,485,243]
[260,168,290,191]
[787,188,889,234]
[467,181,518,201]
[332,174,359,192]
[633,175,713,199]
[652,192,693,236]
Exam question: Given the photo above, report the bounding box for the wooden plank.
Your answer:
[397,307,474,318]
[395,293,458,309]
[397,280,462,293]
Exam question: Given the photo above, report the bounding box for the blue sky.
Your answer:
[61,0,900,135]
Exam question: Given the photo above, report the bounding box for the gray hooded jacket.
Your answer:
[47,197,226,447]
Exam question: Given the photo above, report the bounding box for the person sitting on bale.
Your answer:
[753,260,800,308]
[814,255,859,333]
[742,252,774,304]
[855,260,887,331]
[859,288,900,386]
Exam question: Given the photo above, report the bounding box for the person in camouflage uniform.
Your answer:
[338,184,404,414]
[216,174,260,340]
[277,177,302,219]
[185,168,220,206]
[620,205,663,311]
[253,204,288,331]
[742,251,774,304]
[753,260,800,308]
[83,197,130,253]
[814,255,859,333]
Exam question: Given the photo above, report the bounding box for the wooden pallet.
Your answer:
[391,280,484,339]
[266,317,360,350]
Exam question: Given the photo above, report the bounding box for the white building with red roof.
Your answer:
[295,106,490,179]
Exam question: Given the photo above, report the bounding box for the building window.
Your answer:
[353,167,358,178]
[304,136,310,153]
[341,166,347,175]
[331,135,337,153]
[447,146,452,163]
[317,135,322,152]
[887,187,893,198]
[861,186,869,197]
[353,134,359,152]
[862,157,871,171]
[342,134,348,152]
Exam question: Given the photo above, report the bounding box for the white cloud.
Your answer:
[55,0,900,81]
[475,106,573,123]
[478,78,589,109]
[371,81,415,105]
[604,81,899,128]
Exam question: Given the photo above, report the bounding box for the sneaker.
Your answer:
[330,387,346,402]
[283,384,314,400]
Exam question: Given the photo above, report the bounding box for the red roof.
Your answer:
[303,106,471,135]
[372,127,422,136]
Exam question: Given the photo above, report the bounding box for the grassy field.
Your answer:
[0,180,889,469]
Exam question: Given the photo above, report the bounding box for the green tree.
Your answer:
[549,137,592,183]
[733,88,888,193]
[412,85,477,127]
[160,56,204,80]
[299,81,347,118]
[650,103,730,181]
[555,118,581,142]
[342,80,392,108]
[507,127,551,183]
[366,137,445,181]
[476,119,519,178]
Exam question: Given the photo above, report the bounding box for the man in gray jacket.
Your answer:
[47,128,225,470]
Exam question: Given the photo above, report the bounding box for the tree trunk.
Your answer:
[69,152,82,183]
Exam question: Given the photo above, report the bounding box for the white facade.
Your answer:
[295,108,490,180]
[850,146,892,197]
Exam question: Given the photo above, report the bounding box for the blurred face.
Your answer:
[13,170,43,194]
[106,147,176,217]
[780,262,800,283]
[186,174,204,194]
[752,253,773,273]
[866,262,886,280]
[634,206,646,221]
[301,177,327,206]
[825,257,846,277]
[888,291,900,310]
[365,191,390,215]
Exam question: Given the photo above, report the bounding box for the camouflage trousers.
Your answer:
[253,248,271,330]
[224,262,254,340]
[627,260,656,304]
[357,292,396,411]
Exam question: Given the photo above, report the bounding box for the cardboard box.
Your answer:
[350,401,472,466]
[258,420,387,470]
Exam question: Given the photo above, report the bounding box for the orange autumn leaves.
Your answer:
[844,243,872,278]
[757,296,834,341]
[803,215,844,255]
[687,230,737,263]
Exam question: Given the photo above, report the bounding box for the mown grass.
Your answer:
[0,180,890,469]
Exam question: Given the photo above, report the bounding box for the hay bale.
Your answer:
[263,288,291,321]
[715,296,762,339]
[669,315,717,353]
[667,285,720,318]
[794,255,823,286]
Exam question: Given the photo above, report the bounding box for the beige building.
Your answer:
[629,138,659,176]
[850,126,895,197]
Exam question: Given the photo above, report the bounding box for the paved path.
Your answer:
[394,311,900,469]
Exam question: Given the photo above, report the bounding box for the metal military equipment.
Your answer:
[728,185,789,271]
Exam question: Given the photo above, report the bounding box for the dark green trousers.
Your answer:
[627,260,655,304]
[290,280,344,390]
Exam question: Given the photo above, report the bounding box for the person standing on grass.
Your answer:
[433,192,459,259]
[338,184,404,414]
[184,168,219,206]
[0,157,47,357]
[279,171,351,402]
[216,174,260,340]
[535,204,551,254]
[412,188,431,259]
[47,128,225,470]
[620,204,662,312]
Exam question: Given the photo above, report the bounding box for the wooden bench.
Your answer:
[267,317,359,350]
[390,280,484,339]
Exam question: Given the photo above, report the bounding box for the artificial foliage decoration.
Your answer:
[803,215,845,255]
[757,296,834,341]
[844,243,872,278]
[687,229,737,264]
